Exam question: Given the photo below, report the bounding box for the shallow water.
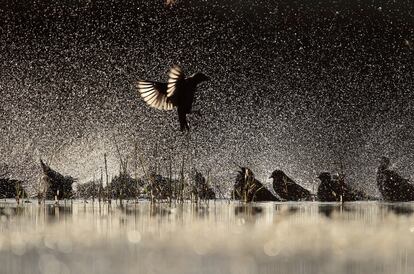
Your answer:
[1,200,414,274]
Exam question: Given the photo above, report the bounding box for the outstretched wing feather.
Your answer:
[167,65,185,98]
[137,80,174,110]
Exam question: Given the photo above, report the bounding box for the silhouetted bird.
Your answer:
[270,170,311,201]
[40,159,75,199]
[0,178,26,199]
[147,172,179,200]
[317,172,372,202]
[317,172,344,202]
[377,157,414,201]
[233,167,280,202]
[137,65,209,131]
[190,169,216,200]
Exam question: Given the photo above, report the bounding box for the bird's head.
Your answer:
[269,170,285,181]
[192,72,210,84]
[379,156,391,170]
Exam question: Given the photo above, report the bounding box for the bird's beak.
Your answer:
[269,175,273,179]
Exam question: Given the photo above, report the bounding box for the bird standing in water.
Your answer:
[270,170,311,201]
[137,65,209,131]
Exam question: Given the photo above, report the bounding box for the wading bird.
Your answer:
[270,170,311,201]
[137,65,209,131]
[377,157,414,201]
[317,172,373,202]
[233,167,280,202]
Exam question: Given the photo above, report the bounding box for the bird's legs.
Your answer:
[178,110,190,131]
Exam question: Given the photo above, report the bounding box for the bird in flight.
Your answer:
[137,65,209,131]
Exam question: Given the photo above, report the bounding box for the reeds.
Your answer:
[1,133,221,206]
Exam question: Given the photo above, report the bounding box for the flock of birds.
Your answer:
[233,157,414,203]
[137,66,414,203]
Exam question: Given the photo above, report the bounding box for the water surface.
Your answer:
[1,200,413,274]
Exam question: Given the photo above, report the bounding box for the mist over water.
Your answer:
[1,0,413,194]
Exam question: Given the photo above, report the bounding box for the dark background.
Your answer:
[1,0,413,193]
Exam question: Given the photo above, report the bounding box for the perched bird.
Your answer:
[270,170,311,201]
[317,172,373,202]
[377,157,414,201]
[233,167,280,202]
[317,172,342,202]
[137,65,209,131]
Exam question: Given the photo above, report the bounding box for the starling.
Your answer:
[376,157,414,201]
[317,172,342,202]
[137,65,209,131]
[190,169,216,200]
[317,172,373,202]
[40,159,75,200]
[233,167,280,202]
[270,170,311,201]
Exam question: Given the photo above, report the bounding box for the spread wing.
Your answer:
[167,65,185,98]
[137,81,174,110]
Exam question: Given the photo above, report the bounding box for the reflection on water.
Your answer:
[0,200,414,274]
[235,205,263,216]
[386,205,414,216]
